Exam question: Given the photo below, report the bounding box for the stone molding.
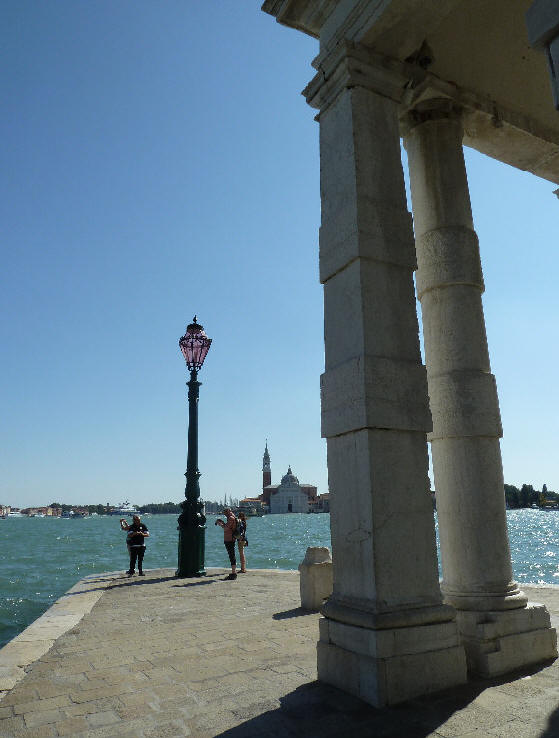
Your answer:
[261,0,338,38]
[319,615,461,658]
[321,595,456,630]
[403,73,559,183]
[304,41,409,114]
[442,582,528,613]
[402,97,464,132]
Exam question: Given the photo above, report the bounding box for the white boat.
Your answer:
[7,512,24,518]
[110,501,139,516]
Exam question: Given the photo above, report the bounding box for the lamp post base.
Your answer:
[176,525,206,578]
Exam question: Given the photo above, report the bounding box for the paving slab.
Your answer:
[1,570,559,737]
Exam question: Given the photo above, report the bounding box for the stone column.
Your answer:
[303,45,467,707]
[404,99,557,676]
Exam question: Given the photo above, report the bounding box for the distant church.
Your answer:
[261,442,317,514]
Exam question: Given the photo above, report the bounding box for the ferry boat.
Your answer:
[110,501,139,517]
[236,504,264,518]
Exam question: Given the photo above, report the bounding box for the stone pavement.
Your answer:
[1,570,559,737]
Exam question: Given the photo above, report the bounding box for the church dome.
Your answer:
[280,466,299,486]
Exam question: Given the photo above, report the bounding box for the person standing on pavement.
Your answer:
[237,511,248,574]
[120,514,149,576]
[215,508,237,580]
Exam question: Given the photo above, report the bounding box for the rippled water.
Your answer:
[2,508,559,649]
[0,513,331,648]
[506,508,559,584]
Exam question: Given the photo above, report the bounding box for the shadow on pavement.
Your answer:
[273,607,311,620]
[216,662,558,738]
[66,570,230,595]
[214,680,467,738]
[542,706,559,738]
[172,572,227,588]
[172,579,217,588]
[63,574,179,595]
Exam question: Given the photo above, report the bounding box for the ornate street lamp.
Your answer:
[176,316,212,577]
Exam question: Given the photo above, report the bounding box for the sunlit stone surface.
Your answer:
[263,0,558,705]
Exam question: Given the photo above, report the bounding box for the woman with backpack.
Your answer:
[236,511,248,573]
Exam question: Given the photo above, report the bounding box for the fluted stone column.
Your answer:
[405,100,557,676]
[303,45,467,707]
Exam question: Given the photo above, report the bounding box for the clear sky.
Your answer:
[2,2,558,509]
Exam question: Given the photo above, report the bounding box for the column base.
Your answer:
[456,602,558,677]
[317,615,467,707]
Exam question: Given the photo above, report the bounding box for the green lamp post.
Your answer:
[176,316,212,577]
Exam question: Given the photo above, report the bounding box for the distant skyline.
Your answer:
[2,2,558,508]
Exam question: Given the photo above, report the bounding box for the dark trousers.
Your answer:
[224,540,236,567]
[128,546,145,573]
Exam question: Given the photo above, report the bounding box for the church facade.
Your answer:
[269,467,309,514]
[260,443,317,513]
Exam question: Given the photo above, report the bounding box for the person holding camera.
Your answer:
[215,508,237,580]
[120,514,149,576]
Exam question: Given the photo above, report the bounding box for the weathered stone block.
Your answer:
[323,258,422,369]
[421,286,491,375]
[427,370,502,439]
[415,226,484,297]
[298,547,333,610]
[319,199,416,283]
[317,634,467,707]
[321,356,431,437]
[326,429,441,608]
[456,604,558,676]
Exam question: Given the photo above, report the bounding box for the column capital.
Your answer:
[402,98,464,136]
[303,41,409,114]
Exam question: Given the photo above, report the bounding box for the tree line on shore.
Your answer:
[48,501,183,515]
[504,483,558,509]
[137,502,182,514]
[51,485,557,514]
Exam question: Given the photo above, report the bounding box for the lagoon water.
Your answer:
[2,509,559,649]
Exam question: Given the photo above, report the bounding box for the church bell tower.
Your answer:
[262,441,271,492]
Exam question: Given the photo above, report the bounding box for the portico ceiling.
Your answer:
[263,0,559,184]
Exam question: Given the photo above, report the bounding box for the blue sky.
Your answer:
[2,2,558,508]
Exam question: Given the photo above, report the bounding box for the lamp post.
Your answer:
[176,316,212,577]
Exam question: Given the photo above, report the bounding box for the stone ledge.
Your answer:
[0,570,123,697]
[0,566,300,699]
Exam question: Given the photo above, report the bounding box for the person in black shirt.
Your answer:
[120,515,149,576]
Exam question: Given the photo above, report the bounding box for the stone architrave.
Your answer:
[404,100,557,676]
[303,43,467,707]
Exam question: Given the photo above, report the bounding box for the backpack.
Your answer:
[232,517,243,540]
